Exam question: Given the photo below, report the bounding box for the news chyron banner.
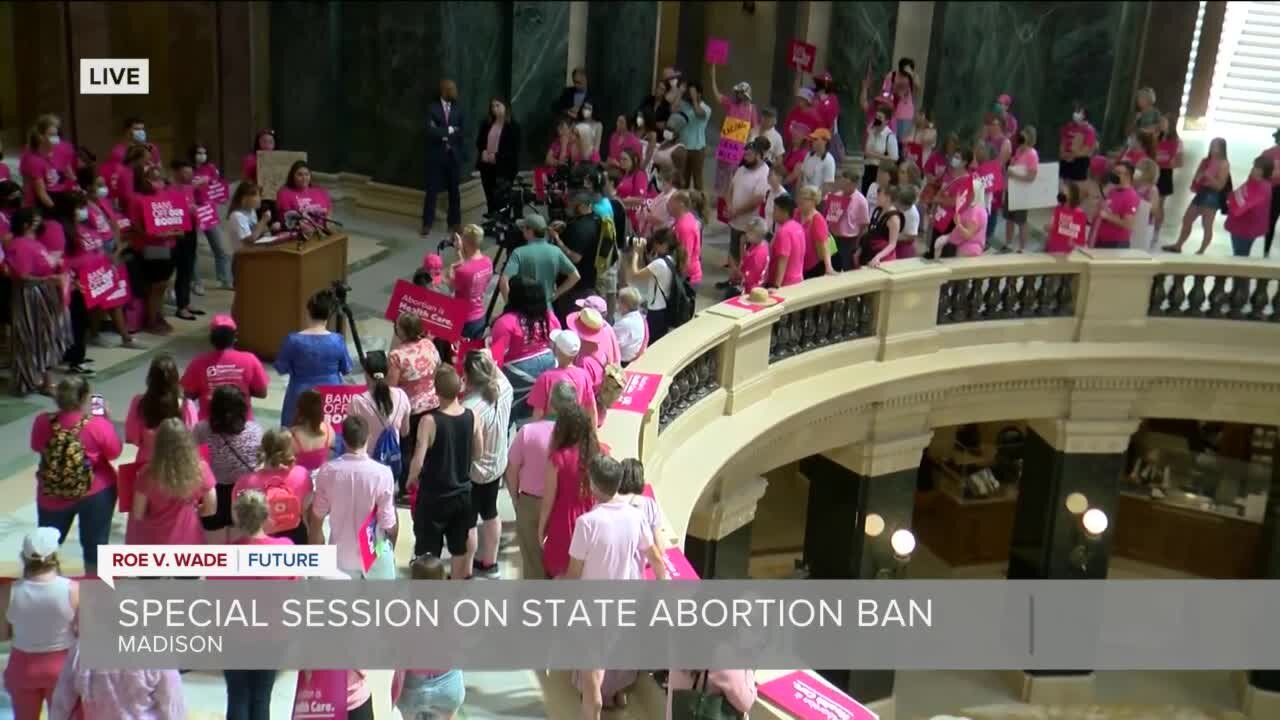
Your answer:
[80,553,1280,672]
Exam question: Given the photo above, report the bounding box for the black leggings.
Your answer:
[174,231,198,310]
[63,289,89,366]
[224,669,276,720]
[1266,184,1280,257]
[348,697,374,720]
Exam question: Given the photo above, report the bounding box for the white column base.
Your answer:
[1002,670,1095,705]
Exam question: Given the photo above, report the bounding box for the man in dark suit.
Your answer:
[553,67,591,121]
[422,78,465,238]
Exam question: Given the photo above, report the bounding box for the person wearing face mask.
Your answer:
[19,114,75,214]
[676,82,711,191]
[168,160,207,322]
[554,67,592,120]
[651,113,689,188]
[1059,104,1098,186]
[189,143,233,291]
[578,101,604,159]
[993,94,1018,141]
[127,163,183,336]
[640,165,679,238]
[710,65,761,195]
[72,167,139,350]
[607,115,646,171]
[862,107,899,195]
[1092,160,1140,250]
[109,117,161,167]
[422,78,466,239]
[928,147,974,251]
[1004,126,1040,253]
[475,97,521,215]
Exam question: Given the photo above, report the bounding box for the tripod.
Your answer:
[329,281,368,368]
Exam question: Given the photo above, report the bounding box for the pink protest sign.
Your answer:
[139,190,190,236]
[358,506,378,573]
[610,371,662,413]
[195,203,219,231]
[384,279,467,342]
[77,258,131,311]
[205,178,230,204]
[758,671,878,720]
[722,294,782,313]
[315,384,367,432]
[292,670,349,720]
[705,37,730,65]
[716,140,745,165]
[644,547,699,581]
[788,39,817,73]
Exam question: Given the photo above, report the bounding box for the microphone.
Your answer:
[306,209,344,228]
[282,210,304,231]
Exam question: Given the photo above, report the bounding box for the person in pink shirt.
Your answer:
[1044,184,1089,254]
[1004,126,1041,252]
[19,115,74,213]
[349,351,411,459]
[529,330,596,426]
[769,195,806,287]
[6,208,71,396]
[180,315,269,420]
[607,115,646,170]
[813,72,843,159]
[275,160,333,218]
[710,65,761,195]
[929,146,972,241]
[539,401,600,580]
[1059,104,1098,187]
[232,428,312,545]
[1166,137,1231,254]
[881,58,918,139]
[487,279,559,423]
[1224,156,1276,257]
[126,354,199,466]
[727,217,770,296]
[445,224,494,339]
[640,166,678,238]
[241,128,275,186]
[934,182,990,257]
[546,118,582,167]
[1092,160,1141,249]
[127,162,184,336]
[108,118,161,167]
[188,142,233,290]
[309,416,400,578]
[825,169,871,271]
[30,378,122,576]
[571,297,621,364]
[50,641,186,720]
[615,149,652,232]
[289,389,336,474]
[126,418,218,546]
[1263,127,1280,257]
[795,185,834,279]
[994,93,1019,140]
[506,381,579,579]
[669,190,704,286]
[782,88,823,154]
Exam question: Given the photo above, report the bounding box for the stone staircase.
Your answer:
[1209,1,1280,129]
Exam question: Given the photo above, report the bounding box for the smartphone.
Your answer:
[90,394,106,417]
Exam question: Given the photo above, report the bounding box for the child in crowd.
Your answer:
[726,217,770,297]
[2,528,78,720]
[393,555,467,720]
[1045,184,1090,255]
[825,169,871,271]
[895,185,921,259]
[1132,158,1161,252]
[414,253,453,296]
[762,165,789,236]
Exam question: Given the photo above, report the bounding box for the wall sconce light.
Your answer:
[1067,497,1110,576]
[865,513,915,579]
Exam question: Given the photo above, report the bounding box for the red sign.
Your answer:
[358,506,378,574]
[139,190,190,236]
[205,178,229,205]
[758,671,879,720]
[705,37,730,66]
[451,337,485,374]
[292,670,348,720]
[77,258,131,311]
[383,279,468,342]
[315,384,367,432]
[644,548,699,581]
[788,39,817,73]
[722,294,782,313]
[610,371,661,413]
[195,203,219,231]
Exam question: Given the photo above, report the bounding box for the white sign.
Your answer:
[80,59,150,95]
[1131,200,1153,252]
[1007,161,1060,211]
[97,545,345,588]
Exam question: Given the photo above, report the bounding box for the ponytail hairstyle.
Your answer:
[27,114,59,151]
[363,351,393,418]
[463,350,500,405]
[649,227,688,275]
[685,189,708,223]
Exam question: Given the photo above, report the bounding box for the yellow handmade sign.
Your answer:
[720,117,751,145]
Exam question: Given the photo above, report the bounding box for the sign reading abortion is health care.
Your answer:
[384,279,467,342]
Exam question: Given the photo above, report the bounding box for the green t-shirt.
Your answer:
[503,237,577,305]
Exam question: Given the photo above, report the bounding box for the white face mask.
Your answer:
[195,153,208,164]
[75,208,89,222]
[950,156,963,169]
[635,116,644,129]
[582,109,593,120]
[48,135,61,146]
[95,186,109,199]
[132,129,147,143]
[663,129,675,142]
[1072,112,1084,122]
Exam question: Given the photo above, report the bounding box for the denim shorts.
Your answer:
[396,670,465,718]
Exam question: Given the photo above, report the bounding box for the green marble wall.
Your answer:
[827,1,899,147]
[924,1,1149,161]
[585,1,659,136]
[511,2,569,167]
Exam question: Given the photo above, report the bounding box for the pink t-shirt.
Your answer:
[672,212,703,284]
[1095,186,1140,247]
[1046,205,1089,254]
[233,466,313,509]
[19,150,71,205]
[1060,121,1097,158]
[1225,177,1272,238]
[451,256,493,322]
[770,219,806,286]
[882,72,916,121]
[38,220,67,256]
[951,205,989,256]
[738,240,769,293]
[181,349,269,421]
[825,190,870,238]
[608,132,645,165]
[781,106,822,149]
[528,365,595,418]
[508,419,555,497]
[276,187,333,217]
[489,310,559,366]
[974,159,1006,200]
[814,92,841,130]
[923,150,947,180]
[126,461,217,546]
[798,210,829,271]
[1011,147,1039,178]
[124,395,200,465]
[86,201,116,246]
[1156,139,1181,169]
[569,500,652,580]
[31,411,122,511]
[6,235,60,279]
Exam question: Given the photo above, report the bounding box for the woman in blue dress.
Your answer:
[275,289,353,426]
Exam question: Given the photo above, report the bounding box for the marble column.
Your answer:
[826,2,899,156]
[11,1,71,138]
[217,1,261,175]
[1005,418,1137,703]
[1135,0,1199,129]
[511,1,569,168]
[586,1,659,136]
[684,475,768,580]
[798,433,931,715]
[66,2,114,156]
[1185,1,1227,125]
[891,1,935,84]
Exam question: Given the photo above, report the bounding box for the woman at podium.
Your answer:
[275,161,333,219]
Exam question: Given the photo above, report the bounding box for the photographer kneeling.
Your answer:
[551,191,600,324]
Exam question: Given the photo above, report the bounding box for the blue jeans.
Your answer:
[37,485,116,571]
[396,670,465,719]
[1231,234,1256,257]
[502,350,555,425]
[895,119,914,142]
[202,225,232,286]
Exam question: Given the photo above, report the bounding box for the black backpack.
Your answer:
[657,256,697,328]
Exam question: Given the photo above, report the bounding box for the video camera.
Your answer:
[545,162,603,223]
[473,176,538,253]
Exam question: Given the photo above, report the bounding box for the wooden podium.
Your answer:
[232,233,348,360]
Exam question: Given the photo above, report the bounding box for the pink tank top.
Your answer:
[292,430,332,472]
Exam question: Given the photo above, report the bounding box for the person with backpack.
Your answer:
[193,385,264,544]
[666,669,757,719]
[349,351,411,480]
[627,227,694,343]
[551,191,604,324]
[310,416,399,579]
[30,377,122,577]
[232,428,312,545]
[460,350,513,579]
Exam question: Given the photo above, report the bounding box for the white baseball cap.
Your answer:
[22,527,60,561]
[550,329,581,357]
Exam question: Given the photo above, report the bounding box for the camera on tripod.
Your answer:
[475,177,537,253]
[545,162,602,223]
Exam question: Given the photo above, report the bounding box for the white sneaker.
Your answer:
[192,280,206,296]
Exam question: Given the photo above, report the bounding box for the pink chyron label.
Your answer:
[757,671,878,720]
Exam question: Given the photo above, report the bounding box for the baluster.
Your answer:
[937,283,954,324]
[815,302,832,346]
[768,320,782,359]
[951,280,970,322]
[1269,279,1280,322]
[800,307,817,349]
[830,298,848,339]
[1229,277,1250,320]
[981,277,1001,319]
[994,276,1016,318]
[843,297,860,336]
[1208,276,1228,318]
[1149,274,1168,316]
[1167,274,1187,316]
[1186,275,1207,317]
[858,294,874,334]
[965,278,982,318]
[1040,275,1060,316]
[1019,275,1039,317]
[1058,275,1076,314]
[785,313,802,355]
[1249,278,1269,321]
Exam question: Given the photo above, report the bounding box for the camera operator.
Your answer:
[551,191,600,324]
[498,213,579,310]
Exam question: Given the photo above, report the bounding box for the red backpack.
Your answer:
[262,474,303,534]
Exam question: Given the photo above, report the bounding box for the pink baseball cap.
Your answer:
[575,296,607,313]
[210,314,237,331]
[997,93,1012,107]
[422,253,444,277]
